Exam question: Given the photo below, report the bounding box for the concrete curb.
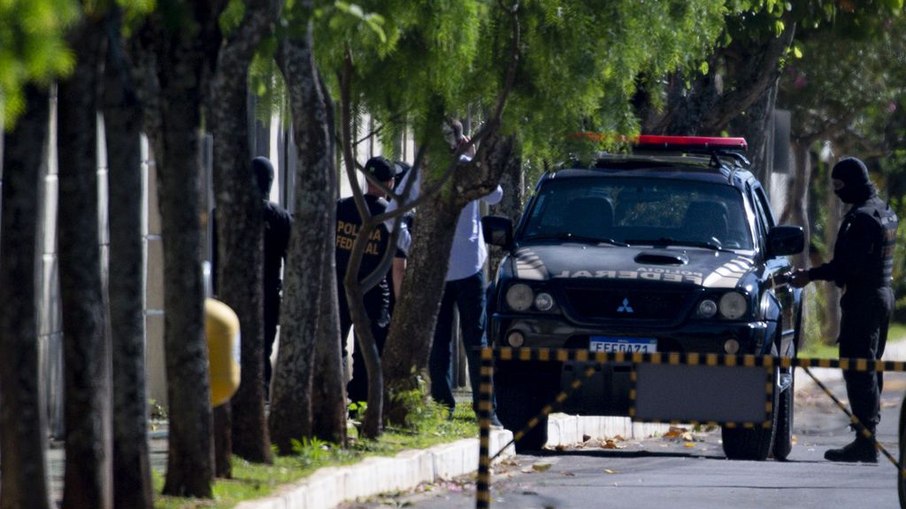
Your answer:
[234,429,516,509]
[233,414,672,509]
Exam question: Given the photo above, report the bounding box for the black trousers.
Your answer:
[838,286,893,431]
[338,279,390,404]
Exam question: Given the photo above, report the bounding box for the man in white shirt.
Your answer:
[389,119,503,425]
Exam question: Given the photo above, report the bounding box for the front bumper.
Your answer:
[491,313,771,416]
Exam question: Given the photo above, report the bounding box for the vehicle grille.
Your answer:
[565,286,693,323]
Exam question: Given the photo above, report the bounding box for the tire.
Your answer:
[898,395,906,507]
[772,339,796,461]
[722,346,779,461]
[721,396,777,460]
[772,369,794,460]
[494,359,557,452]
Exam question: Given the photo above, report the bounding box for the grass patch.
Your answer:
[800,321,906,359]
[152,402,479,509]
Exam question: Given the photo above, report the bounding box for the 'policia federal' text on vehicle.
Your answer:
[483,135,805,460]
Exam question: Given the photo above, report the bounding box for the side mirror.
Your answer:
[481,215,514,249]
[767,225,804,258]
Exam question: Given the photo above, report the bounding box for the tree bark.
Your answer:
[103,7,154,508]
[0,84,53,509]
[141,0,229,496]
[383,132,515,425]
[310,77,346,444]
[270,15,336,453]
[58,17,113,509]
[208,0,279,466]
[642,15,796,174]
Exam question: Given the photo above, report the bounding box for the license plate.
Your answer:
[589,336,657,353]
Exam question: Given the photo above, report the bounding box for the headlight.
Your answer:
[505,283,534,311]
[718,292,747,319]
[697,299,718,318]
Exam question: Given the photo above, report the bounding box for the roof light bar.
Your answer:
[634,135,748,151]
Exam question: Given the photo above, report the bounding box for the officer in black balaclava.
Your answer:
[252,157,293,401]
[791,156,898,462]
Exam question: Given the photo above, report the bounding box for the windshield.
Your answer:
[521,176,753,250]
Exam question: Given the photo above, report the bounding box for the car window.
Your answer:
[521,177,753,250]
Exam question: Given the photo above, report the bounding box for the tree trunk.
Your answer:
[822,170,842,345]
[642,16,795,168]
[58,18,113,509]
[142,0,228,495]
[782,139,813,268]
[270,16,335,453]
[310,80,346,444]
[382,195,460,425]
[208,0,279,466]
[0,84,53,509]
[382,132,515,425]
[103,7,154,508]
[728,82,779,186]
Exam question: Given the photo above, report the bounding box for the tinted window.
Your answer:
[522,177,753,250]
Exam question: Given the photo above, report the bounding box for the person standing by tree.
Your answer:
[253,157,293,400]
[790,156,898,462]
[336,156,406,404]
[212,157,291,401]
[390,119,504,426]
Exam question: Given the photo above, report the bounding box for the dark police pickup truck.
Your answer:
[483,135,805,460]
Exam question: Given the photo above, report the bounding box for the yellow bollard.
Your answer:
[205,298,241,407]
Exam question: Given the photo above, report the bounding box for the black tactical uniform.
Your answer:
[211,157,291,401]
[807,157,897,462]
[261,198,292,398]
[336,156,402,403]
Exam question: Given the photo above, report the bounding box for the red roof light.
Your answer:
[634,135,747,151]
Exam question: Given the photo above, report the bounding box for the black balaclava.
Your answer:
[252,156,275,197]
[831,156,876,204]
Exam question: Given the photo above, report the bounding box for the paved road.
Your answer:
[340,369,906,509]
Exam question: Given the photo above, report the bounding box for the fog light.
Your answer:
[697,299,718,318]
[507,330,525,347]
[534,292,554,311]
[724,339,740,355]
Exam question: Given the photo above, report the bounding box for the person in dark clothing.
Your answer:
[336,156,406,404]
[211,157,291,401]
[253,157,293,400]
[791,156,898,463]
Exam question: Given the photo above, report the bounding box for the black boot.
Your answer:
[824,434,878,463]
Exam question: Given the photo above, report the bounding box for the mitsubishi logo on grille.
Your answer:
[616,298,634,313]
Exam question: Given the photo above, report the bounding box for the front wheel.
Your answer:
[898,394,906,506]
[722,352,779,461]
[772,340,796,460]
[494,359,558,452]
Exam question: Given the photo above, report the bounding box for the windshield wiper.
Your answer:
[524,233,628,247]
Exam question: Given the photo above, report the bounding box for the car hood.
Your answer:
[509,243,755,289]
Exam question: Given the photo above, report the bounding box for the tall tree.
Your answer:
[57,9,112,508]
[208,0,281,467]
[103,5,154,508]
[776,9,906,344]
[0,84,53,509]
[137,0,229,496]
[269,0,336,453]
[363,0,728,425]
[310,72,347,444]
